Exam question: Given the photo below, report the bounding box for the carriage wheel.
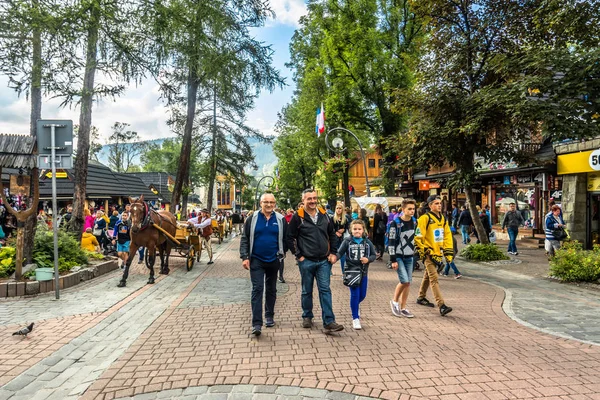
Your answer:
[186,247,195,271]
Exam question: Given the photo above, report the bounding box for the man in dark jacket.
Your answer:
[240,193,291,336]
[457,206,473,245]
[288,189,344,332]
[502,202,525,255]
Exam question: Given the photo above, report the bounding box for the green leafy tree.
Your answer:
[150,0,284,215]
[286,0,421,195]
[140,138,203,190]
[398,0,600,243]
[66,0,159,239]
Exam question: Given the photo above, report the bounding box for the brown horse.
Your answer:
[117,195,178,287]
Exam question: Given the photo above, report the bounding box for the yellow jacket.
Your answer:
[415,212,453,258]
[81,232,99,252]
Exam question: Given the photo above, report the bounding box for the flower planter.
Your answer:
[35,268,54,281]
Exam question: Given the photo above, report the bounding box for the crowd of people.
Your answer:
[239,191,458,337]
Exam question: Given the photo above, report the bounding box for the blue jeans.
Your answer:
[350,275,368,319]
[507,227,519,253]
[443,261,461,276]
[460,225,470,244]
[299,259,335,326]
[395,256,414,284]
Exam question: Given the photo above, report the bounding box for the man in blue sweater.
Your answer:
[240,193,291,336]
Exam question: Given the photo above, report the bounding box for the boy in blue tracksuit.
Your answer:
[336,219,376,330]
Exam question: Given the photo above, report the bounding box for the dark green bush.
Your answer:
[549,241,600,282]
[460,243,509,262]
[34,224,88,273]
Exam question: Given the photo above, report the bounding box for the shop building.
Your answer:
[555,138,600,248]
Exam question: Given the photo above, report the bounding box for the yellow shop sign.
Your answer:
[45,171,68,178]
[588,173,600,192]
[557,149,600,175]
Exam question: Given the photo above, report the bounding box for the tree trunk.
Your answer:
[465,186,489,244]
[70,4,100,241]
[172,68,198,215]
[23,3,43,263]
[206,86,217,214]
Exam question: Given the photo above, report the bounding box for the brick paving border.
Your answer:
[113,384,379,399]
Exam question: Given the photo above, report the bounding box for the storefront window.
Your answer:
[495,186,536,229]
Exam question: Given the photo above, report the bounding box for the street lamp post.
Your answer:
[325,127,371,197]
[254,175,274,210]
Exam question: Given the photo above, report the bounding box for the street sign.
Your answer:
[36,119,74,300]
[37,120,73,169]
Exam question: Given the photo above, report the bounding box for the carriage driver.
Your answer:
[188,209,214,265]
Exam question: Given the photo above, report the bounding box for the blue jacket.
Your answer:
[545,213,565,240]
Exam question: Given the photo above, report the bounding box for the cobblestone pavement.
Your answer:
[456,259,600,345]
[2,236,600,400]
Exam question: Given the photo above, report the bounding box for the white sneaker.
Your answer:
[352,318,362,330]
[390,300,401,317]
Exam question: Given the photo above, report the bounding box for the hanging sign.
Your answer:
[419,180,430,191]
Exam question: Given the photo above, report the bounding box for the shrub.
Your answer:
[460,243,509,262]
[549,241,600,282]
[0,247,17,278]
[34,224,88,273]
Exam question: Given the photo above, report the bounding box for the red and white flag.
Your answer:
[315,102,325,136]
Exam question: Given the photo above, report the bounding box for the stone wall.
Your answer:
[562,173,588,245]
[0,259,118,298]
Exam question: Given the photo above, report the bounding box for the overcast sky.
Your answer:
[0,0,307,143]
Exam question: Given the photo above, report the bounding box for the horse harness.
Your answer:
[132,201,175,236]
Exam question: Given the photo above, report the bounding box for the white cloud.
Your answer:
[269,0,307,27]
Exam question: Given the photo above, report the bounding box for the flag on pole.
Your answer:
[315,102,325,136]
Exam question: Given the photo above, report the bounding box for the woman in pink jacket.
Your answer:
[83,208,95,232]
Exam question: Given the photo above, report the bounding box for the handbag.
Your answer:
[93,228,103,236]
[552,226,568,241]
[488,231,497,243]
[343,264,363,287]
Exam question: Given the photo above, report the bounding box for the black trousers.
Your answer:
[250,258,279,327]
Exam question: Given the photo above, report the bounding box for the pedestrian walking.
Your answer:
[333,203,350,273]
[415,195,454,316]
[289,189,344,332]
[388,199,417,318]
[336,219,376,330]
[373,205,387,259]
[112,211,131,268]
[240,193,291,336]
[93,210,108,249]
[545,205,567,257]
[502,202,525,255]
[457,205,473,244]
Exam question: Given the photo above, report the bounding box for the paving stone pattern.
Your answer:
[0,271,145,326]
[459,259,600,345]
[87,238,600,400]
[0,261,209,400]
[178,278,289,308]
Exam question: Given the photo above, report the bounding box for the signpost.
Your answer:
[37,120,73,300]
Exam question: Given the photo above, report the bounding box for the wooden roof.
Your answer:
[0,134,36,169]
[38,162,158,201]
